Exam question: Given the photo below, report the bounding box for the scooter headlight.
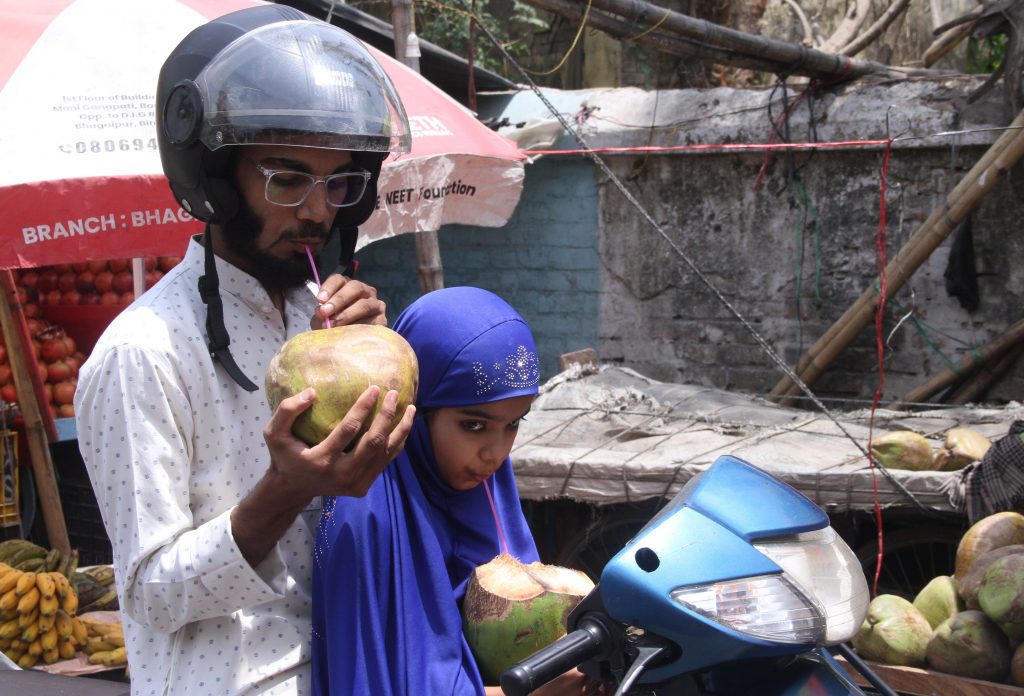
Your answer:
[670,527,868,645]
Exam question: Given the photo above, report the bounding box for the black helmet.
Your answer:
[157,4,411,230]
[156,5,411,392]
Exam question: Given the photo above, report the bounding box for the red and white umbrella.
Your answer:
[0,0,525,269]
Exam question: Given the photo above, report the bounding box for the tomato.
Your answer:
[112,270,134,295]
[53,380,76,406]
[87,260,108,274]
[94,271,114,294]
[46,359,71,384]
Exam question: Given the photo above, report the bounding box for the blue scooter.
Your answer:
[502,455,897,696]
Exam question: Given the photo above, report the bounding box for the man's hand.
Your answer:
[312,273,386,328]
[232,385,415,566]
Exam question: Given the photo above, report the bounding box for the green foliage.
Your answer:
[966,33,1008,74]
[400,0,548,75]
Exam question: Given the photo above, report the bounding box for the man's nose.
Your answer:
[297,182,332,223]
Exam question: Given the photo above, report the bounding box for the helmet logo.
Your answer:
[163,81,203,148]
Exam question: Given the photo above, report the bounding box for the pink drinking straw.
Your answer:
[482,477,510,556]
[305,244,332,329]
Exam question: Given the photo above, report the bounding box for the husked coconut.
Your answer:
[852,594,933,667]
[869,432,934,471]
[265,325,418,446]
[462,553,594,684]
[933,428,992,472]
[954,511,1024,583]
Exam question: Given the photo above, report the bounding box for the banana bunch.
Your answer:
[0,560,86,668]
[0,540,78,576]
[73,565,119,613]
[78,615,126,668]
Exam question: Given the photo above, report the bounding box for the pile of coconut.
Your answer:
[852,510,1024,686]
[869,426,993,472]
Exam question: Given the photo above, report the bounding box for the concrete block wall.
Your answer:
[354,157,601,382]
[479,77,1024,407]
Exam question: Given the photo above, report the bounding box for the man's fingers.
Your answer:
[264,387,316,438]
[318,385,381,452]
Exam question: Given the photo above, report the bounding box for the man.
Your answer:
[74,6,415,694]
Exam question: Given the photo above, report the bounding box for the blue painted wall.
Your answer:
[354,156,600,381]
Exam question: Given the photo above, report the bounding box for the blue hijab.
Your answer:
[311,287,541,696]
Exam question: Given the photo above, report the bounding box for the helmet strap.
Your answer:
[337,225,359,276]
[198,225,259,392]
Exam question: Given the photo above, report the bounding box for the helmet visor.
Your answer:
[194,21,411,154]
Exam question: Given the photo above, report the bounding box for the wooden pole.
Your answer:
[770,113,1024,403]
[560,0,933,80]
[391,0,445,294]
[948,342,1024,406]
[0,271,69,554]
[888,318,1024,408]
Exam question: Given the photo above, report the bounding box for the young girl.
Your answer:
[311,287,594,695]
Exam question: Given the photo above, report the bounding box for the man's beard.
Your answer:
[222,199,329,294]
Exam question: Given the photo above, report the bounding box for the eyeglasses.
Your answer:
[249,159,372,208]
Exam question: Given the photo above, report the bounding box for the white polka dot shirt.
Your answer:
[74,237,321,695]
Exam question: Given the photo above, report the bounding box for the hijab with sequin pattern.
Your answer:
[311,286,541,696]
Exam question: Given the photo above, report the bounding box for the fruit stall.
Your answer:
[0,257,182,552]
[513,363,1024,691]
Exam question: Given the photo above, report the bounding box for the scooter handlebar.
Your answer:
[500,618,610,696]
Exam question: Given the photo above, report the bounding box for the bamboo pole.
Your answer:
[0,271,69,554]
[391,0,444,293]
[948,341,1024,405]
[889,318,1024,408]
[770,111,1024,403]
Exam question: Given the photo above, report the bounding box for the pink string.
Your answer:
[482,477,509,556]
[305,244,332,329]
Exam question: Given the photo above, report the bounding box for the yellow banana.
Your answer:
[4,648,25,663]
[71,617,88,644]
[35,572,56,600]
[39,593,58,617]
[0,587,18,613]
[17,607,38,629]
[42,646,59,664]
[102,646,126,666]
[58,639,76,660]
[60,587,78,615]
[16,586,39,615]
[17,651,38,669]
[14,571,36,597]
[54,610,72,639]
[0,637,8,651]
[39,626,58,651]
[38,610,55,634]
[20,619,39,643]
[27,638,42,656]
[0,617,20,640]
[0,568,19,595]
[84,635,116,653]
[52,572,71,600]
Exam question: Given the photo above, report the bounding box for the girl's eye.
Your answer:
[508,418,522,429]
[460,420,485,432]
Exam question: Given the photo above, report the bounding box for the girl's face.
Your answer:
[425,394,535,491]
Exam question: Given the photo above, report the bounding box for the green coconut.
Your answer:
[852,594,933,667]
[957,545,1024,610]
[954,511,1024,583]
[264,324,418,446]
[978,553,1024,643]
[869,431,934,471]
[462,553,594,684]
[933,428,992,472]
[925,610,1011,681]
[912,575,963,629]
